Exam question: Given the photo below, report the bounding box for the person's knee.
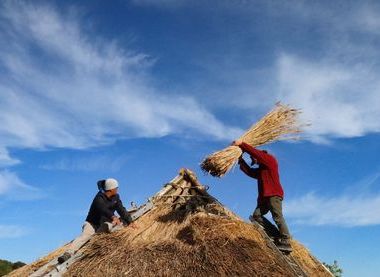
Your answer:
[272,215,280,223]
[253,208,260,216]
[252,214,262,222]
[83,222,95,235]
[272,213,284,224]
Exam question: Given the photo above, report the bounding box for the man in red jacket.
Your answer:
[233,139,292,252]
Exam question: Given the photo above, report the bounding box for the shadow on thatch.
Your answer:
[157,206,188,223]
[176,225,196,245]
[157,194,229,224]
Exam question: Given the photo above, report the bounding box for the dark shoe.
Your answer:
[57,252,72,264]
[249,215,264,230]
[275,238,292,253]
[99,222,113,233]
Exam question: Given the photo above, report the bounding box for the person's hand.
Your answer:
[232,139,243,146]
[112,216,121,226]
[128,222,138,229]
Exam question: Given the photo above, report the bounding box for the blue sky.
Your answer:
[0,1,379,276]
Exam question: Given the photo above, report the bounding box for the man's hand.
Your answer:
[232,139,243,146]
[112,216,122,226]
[128,222,138,229]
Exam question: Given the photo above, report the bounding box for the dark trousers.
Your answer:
[252,196,291,239]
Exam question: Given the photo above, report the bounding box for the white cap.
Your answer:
[104,178,119,191]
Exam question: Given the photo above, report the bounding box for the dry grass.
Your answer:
[11,169,331,277]
[64,169,329,277]
[68,212,293,276]
[290,241,334,277]
[67,206,295,277]
[7,243,71,277]
[201,103,305,177]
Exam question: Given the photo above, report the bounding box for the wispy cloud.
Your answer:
[0,1,240,154]
[0,170,44,200]
[285,172,380,227]
[0,1,242,200]
[0,225,29,238]
[0,147,20,167]
[223,2,380,143]
[358,8,380,34]
[274,54,380,143]
[271,3,380,143]
[39,154,128,172]
[132,1,380,143]
[131,0,189,8]
[286,192,380,227]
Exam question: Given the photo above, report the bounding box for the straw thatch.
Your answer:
[201,103,304,177]
[10,169,331,277]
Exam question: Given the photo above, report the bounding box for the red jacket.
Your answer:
[238,142,284,202]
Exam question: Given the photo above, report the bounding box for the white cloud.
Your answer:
[39,155,128,172]
[285,172,380,227]
[268,2,380,143]
[275,54,380,143]
[0,147,20,167]
[0,1,242,200]
[131,0,189,8]
[285,192,380,227]
[0,1,240,154]
[0,170,43,200]
[229,2,380,143]
[0,225,28,238]
[148,2,380,143]
[354,5,380,34]
[142,0,380,144]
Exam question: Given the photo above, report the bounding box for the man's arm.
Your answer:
[115,196,133,225]
[233,140,273,167]
[239,158,258,179]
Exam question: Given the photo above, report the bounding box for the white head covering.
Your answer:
[104,178,119,191]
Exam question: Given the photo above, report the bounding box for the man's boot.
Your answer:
[275,237,292,253]
[99,222,124,233]
[99,222,113,233]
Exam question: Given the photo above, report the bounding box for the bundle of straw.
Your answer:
[200,103,304,177]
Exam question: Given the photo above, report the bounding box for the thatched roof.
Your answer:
[10,168,332,277]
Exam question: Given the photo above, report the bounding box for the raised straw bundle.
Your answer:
[201,103,304,177]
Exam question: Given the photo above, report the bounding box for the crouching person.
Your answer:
[58,178,134,263]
